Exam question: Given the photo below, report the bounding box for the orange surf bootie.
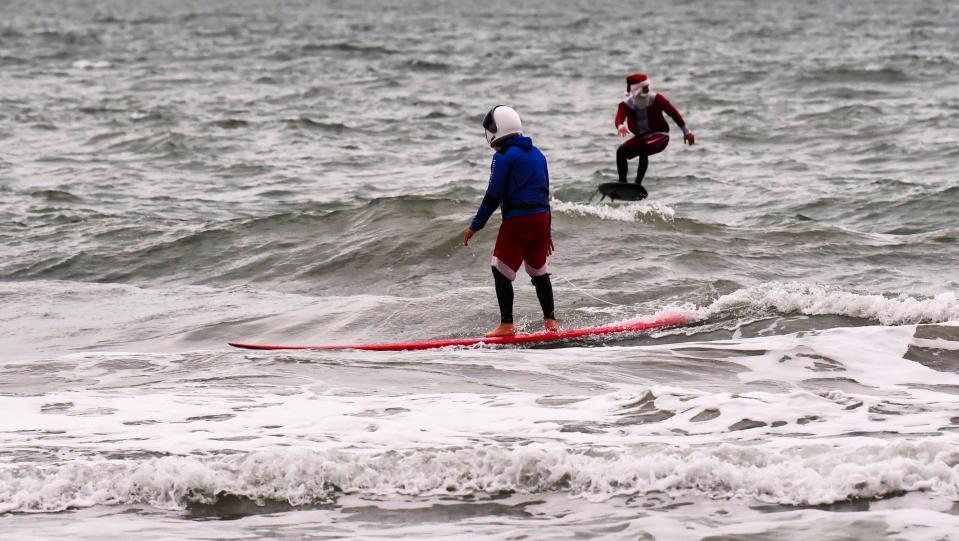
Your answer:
[484,323,517,337]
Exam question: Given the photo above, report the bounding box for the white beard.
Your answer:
[631,92,652,108]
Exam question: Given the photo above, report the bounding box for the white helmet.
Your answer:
[482,105,522,145]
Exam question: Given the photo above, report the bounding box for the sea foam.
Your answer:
[695,282,959,325]
[550,198,676,222]
[2,442,957,513]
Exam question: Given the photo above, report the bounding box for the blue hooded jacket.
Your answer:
[469,135,550,232]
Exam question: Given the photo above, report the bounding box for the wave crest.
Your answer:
[3,442,958,513]
[698,282,959,325]
[551,199,676,222]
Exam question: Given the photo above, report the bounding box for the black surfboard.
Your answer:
[598,182,648,201]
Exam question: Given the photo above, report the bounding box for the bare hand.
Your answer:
[617,125,630,138]
[547,237,554,256]
[684,132,696,146]
[464,227,475,246]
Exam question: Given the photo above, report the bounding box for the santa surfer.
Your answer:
[614,73,695,184]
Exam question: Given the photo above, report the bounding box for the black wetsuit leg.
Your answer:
[531,273,555,320]
[635,154,648,184]
[616,144,629,183]
[492,266,513,324]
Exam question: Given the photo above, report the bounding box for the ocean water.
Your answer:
[2,0,958,539]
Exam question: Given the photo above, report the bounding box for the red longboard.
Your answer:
[228,314,690,352]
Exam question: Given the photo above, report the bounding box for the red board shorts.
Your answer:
[491,211,551,282]
[619,132,670,159]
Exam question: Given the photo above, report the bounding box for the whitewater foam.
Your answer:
[3,441,957,514]
[694,282,959,325]
[550,198,676,222]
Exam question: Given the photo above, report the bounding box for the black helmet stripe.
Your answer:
[482,105,504,133]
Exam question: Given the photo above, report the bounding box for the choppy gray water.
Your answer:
[2,0,959,539]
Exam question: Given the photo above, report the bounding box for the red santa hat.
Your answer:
[626,73,650,92]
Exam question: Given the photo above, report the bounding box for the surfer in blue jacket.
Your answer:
[464,105,558,337]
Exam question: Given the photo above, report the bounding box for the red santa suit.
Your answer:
[615,78,690,159]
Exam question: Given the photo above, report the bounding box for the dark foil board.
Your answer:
[598,182,648,201]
